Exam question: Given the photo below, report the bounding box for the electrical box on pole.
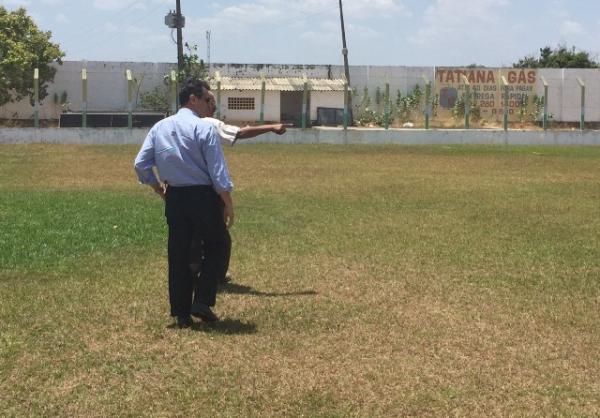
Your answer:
[164,11,185,29]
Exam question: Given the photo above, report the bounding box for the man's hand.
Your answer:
[272,123,293,135]
[219,191,234,229]
[223,204,234,229]
[150,182,166,200]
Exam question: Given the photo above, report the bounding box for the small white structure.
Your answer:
[211,76,347,125]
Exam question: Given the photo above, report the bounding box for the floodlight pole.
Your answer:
[176,0,184,72]
[339,0,353,126]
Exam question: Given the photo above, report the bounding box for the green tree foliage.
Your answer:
[0,7,64,106]
[179,42,209,81]
[513,45,599,69]
[141,43,209,113]
[139,85,170,112]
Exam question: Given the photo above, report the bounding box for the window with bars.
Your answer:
[228,97,255,110]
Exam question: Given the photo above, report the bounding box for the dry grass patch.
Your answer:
[1,144,599,416]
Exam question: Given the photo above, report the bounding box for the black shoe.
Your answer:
[219,272,233,284]
[176,315,193,328]
[190,303,219,322]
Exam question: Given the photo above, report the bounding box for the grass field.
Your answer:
[1,143,599,417]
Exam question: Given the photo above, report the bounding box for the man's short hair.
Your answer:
[179,78,211,106]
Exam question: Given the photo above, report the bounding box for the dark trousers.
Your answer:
[165,185,228,316]
[189,229,232,277]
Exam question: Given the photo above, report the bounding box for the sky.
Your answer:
[2,0,599,67]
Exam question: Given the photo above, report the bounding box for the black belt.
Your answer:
[166,184,213,192]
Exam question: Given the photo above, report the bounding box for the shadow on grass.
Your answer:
[167,318,257,334]
[192,318,257,334]
[219,282,318,297]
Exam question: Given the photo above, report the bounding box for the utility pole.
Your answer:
[206,30,211,69]
[338,0,353,125]
[176,0,184,72]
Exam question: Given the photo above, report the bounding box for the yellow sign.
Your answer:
[435,68,538,121]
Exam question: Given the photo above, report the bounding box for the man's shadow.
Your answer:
[167,318,257,334]
[190,318,257,334]
[170,282,317,334]
[218,282,318,297]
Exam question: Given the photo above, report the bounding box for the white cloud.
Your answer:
[92,0,168,11]
[347,23,381,39]
[42,0,64,5]
[55,13,69,24]
[2,0,30,7]
[560,20,584,36]
[218,3,283,25]
[93,0,136,11]
[409,0,510,45]
[103,22,118,33]
[344,0,410,18]
[125,25,147,35]
[300,20,339,42]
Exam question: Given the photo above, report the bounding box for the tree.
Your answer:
[513,44,599,68]
[0,7,64,106]
[179,42,208,81]
[140,43,209,113]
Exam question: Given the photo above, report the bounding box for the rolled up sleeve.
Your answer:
[134,129,159,185]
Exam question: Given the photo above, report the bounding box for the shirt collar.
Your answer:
[179,107,200,118]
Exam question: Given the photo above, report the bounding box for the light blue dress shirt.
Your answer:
[134,107,233,193]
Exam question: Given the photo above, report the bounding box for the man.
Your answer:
[134,78,232,328]
[188,86,290,284]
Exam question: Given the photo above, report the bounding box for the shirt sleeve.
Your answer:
[200,125,234,193]
[206,118,240,146]
[218,123,241,146]
[134,128,159,184]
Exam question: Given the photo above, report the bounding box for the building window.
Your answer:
[228,97,255,110]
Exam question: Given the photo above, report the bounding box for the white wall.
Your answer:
[310,91,345,118]
[2,61,599,123]
[2,127,599,146]
[219,91,280,124]
[0,61,175,119]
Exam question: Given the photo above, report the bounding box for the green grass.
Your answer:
[1,143,599,417]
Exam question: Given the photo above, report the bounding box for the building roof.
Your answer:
[211,76,347,92]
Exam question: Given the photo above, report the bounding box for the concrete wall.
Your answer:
[310,91,345,119]
[2,127,598,146]
[0,61,175,119]
[1,61,599,123]
[535,69,600,122]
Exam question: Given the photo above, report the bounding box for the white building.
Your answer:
[211,76,347,125]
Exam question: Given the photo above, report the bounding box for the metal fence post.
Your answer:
[301,76,309,129]
[384,82,390,129]
[33,68,39,128]
[343,77,348,130]
[170,70,178,115]
[577,77,585,131]
[541,76,548,131]
[215,72,222,120]
[461,75,470,129]
[260,77,266,124]
[423,75,431,130]
[126,69,133,129]
[82,68,88,128]
[502,76,509,131]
